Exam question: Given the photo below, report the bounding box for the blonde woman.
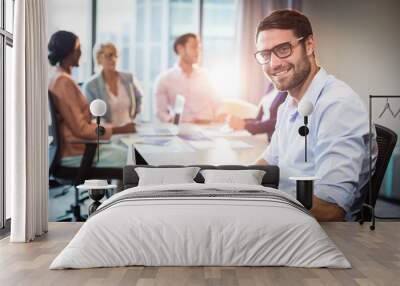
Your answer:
[83,42,143,126]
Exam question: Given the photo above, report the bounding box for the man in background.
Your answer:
[229,88,287,140]
[155,33,223,123]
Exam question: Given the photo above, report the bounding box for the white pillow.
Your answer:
[135,167,200,186]
[200,169,266,185]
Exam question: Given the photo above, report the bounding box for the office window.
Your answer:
[97,0,168,121]
[203,0,238,99]
[132,0,168,121]
[0,41,3,229]
[96,0,135,72]
[202,0,237,66]
[168,0,200,66]
[4,45,11,220]
[47,0,92,84]
[5,0,14,33]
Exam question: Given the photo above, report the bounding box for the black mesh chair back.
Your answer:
[360,124,397,221]
[369,124,397,206]
[48,91,62,176]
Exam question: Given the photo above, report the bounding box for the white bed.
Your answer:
[50,183,351,269]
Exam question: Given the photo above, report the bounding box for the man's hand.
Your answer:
[214,113,227,123]
[255,158,268,165]
[253,161,344,221]
[310,196,345,221]
[112,122,136,134]
[228,115,245,130]
[192,118,212,124]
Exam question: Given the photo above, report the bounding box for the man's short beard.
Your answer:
[273,54,311,91]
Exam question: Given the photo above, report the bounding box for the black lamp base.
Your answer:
[88,189,106,215]
[290,176,318,210]
[296,180,313,210]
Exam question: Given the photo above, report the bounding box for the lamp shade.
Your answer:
[298,99,314,117]
[90,99,107,117]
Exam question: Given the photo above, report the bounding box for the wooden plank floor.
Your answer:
[0,222,399,286]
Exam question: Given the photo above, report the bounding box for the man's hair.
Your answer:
[173,33,197,54]
[256,9,313,42]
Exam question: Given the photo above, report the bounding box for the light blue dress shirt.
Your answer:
[263,68,377,220]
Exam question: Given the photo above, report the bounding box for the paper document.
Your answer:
[179,133,211,141]
[189,141,215,150]
[120,137,194,153]
[137,142,194,153]
[120,137,171,146]
[229,140,252,149]
[134,138,171,146]
[201,125,251,137]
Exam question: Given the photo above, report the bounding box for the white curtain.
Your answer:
[7,0,48,242]
[236,0,302,104]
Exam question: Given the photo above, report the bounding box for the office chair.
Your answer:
[48,91,123,221]
[359,124,398,229]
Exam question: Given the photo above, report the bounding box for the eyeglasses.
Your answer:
[254,37,305,65]
[103,52,118,60]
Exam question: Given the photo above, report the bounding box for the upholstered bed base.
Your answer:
[123,164,279,189]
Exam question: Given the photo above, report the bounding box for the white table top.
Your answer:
[113,122,268,166]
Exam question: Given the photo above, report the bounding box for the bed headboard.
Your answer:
[123,165,279,190]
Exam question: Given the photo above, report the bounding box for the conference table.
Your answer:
[112,122,268,166]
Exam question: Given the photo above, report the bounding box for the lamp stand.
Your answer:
[96,117,100,163]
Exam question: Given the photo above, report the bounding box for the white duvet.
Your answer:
[50,183,351,269]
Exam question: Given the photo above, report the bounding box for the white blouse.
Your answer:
[106,78,135,127]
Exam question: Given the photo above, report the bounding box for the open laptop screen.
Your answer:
[173,94,185,125]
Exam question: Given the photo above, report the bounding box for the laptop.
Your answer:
[141,94,185,136]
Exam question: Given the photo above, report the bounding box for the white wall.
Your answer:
[303,0,400,102]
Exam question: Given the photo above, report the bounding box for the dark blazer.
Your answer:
[83,71,143,122]
[244,91,287,139]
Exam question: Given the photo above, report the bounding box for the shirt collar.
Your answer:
[301,67,328,107]
[174,62,200,77]
[287,67,328,121]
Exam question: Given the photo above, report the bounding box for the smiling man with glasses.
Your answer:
[255,10,377,222]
